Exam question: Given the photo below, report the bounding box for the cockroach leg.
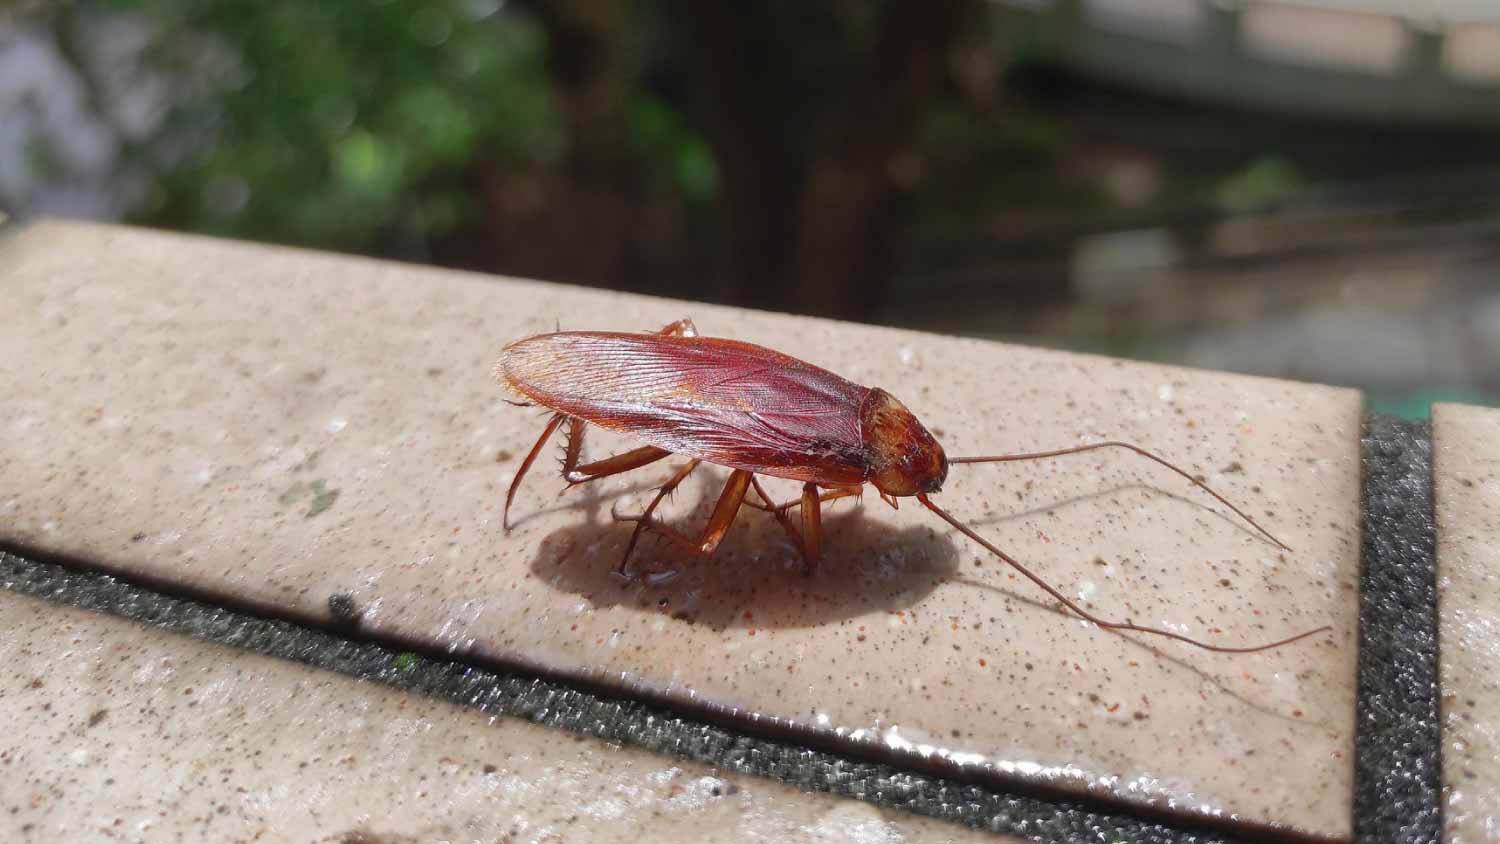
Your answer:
[750,477,811,571]
[560,416,584,475]
[562,446,673,490]
[558,417,672,491]
[504,412,567,531]
[612,459,702,576]
[745,481,863,574]
[800,482,822,572]
[950,441,1291,551]
[614,468,753,576]
[743,485,859,515]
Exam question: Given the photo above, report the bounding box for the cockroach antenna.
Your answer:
[948,441,1290,551]
[916,493,1329,653]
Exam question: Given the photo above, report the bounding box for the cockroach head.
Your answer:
[861,388,948,497]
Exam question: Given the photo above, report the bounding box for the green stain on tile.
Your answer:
[279,480,309,505]
[279,479,339,518]
[305,480,339,518]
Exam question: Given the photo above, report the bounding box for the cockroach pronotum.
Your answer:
[495,318,1330,653]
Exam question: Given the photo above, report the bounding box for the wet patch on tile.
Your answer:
[1434,403,1500,843]
[0,588,1001,843]
[0,221,1362,838]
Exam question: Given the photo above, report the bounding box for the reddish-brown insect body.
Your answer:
[496,318,1330,654]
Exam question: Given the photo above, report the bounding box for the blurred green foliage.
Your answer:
[1216,156,1304,214]
[121,0,563,250]
[629,95,718,202]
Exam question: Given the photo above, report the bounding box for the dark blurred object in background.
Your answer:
[2,0,1498,415]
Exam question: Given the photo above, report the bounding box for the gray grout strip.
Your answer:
[1354,416,1441,844]
[0,415,1439,844]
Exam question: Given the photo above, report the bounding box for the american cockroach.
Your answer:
[495,318,1330,653]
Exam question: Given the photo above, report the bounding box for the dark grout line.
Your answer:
[1354,416,1441,844]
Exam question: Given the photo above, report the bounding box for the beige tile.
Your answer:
[1435,403,1500,844]
[0,589,998,843]
[0,221,1362,837]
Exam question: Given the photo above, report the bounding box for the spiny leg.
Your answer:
[747,479,854,574]
[750,477,804,558]
[614,468,753,575]
[613,459,701,576]
[504,413,566,530]
[558,416,671,490]
[564,445,673,488]
[744,485,861,515]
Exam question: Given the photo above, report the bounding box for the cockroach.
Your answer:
[495,318,1330,653]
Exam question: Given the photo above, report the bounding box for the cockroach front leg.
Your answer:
[613,467,752,579]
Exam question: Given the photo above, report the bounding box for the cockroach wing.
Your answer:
[498,332,874,484]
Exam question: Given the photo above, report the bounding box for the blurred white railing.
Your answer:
[993,0,1500,124]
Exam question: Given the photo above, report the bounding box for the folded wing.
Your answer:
[497,332,873,484]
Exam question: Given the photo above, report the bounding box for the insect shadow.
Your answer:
[525,470,960,631]
[522,462,1315,663]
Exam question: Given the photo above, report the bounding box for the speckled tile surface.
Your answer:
[1434,403,1500,844]
[0,588,999,844]
[0,221,1362,838]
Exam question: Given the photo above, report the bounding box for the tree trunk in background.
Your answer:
[501,0,641,288]
[675,0,974,320]
[514,0,978,320]
[669,3,803,314]
[792,0,972,319]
